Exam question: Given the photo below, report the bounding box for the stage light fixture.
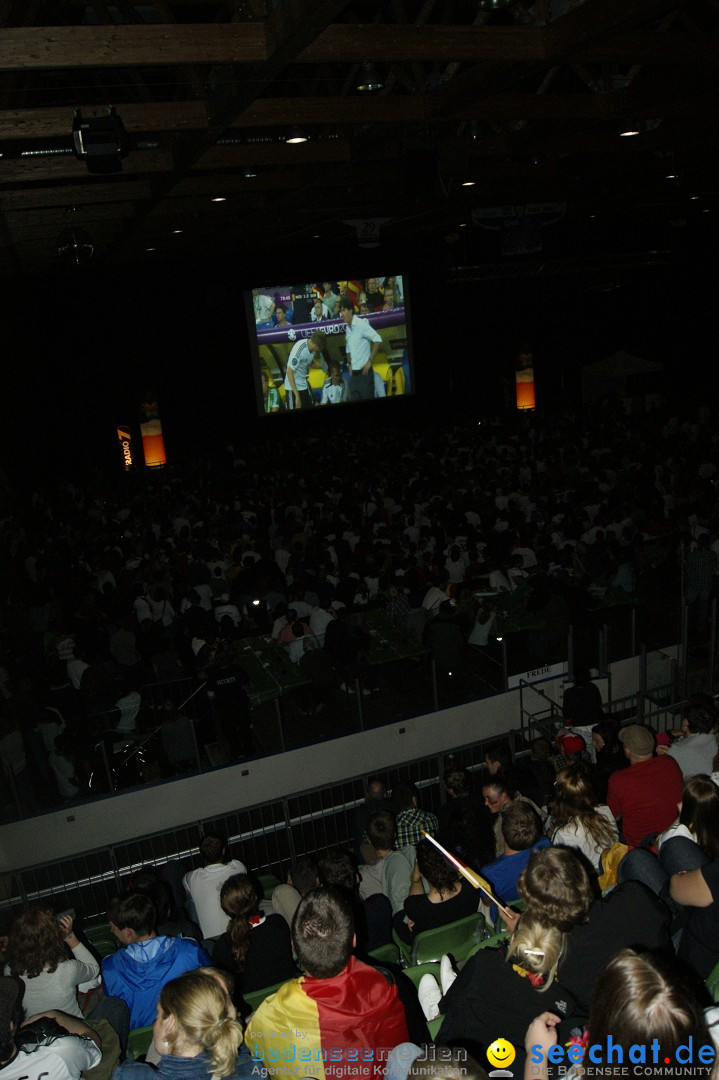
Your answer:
[72,107,129,173]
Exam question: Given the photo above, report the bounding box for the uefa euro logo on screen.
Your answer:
[287,328,296,340]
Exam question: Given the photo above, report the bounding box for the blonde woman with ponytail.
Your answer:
[112,971,256,1080]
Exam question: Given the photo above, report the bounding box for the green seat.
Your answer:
[706,959,719,1002]
[400,961,441,991]
[428,1016,444,1039]
[401,963,445,1040]
[392,926,413,967]
[85,924,118,957]
[367,942,400,966]
[257,873,282,900]
[127,1026,153,1061]
[465,928,510,962]
[410,912,485,966]
[243,979,286,1014]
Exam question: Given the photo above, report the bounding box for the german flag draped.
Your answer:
[245,957,409,1079]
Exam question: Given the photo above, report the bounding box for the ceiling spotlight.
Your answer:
[459,222,468,228]
[479,0,514,9]
[356,62,383,92]
[243,167,257,179]
[462,180,476,187]
[172,229,183,234]
[619,120,640,136]
[72,106,130,173]
[211,195,226,202]
[286,126,308,144]
[690,195,699,201]
[665,173,677,180]
[146,247,156,252]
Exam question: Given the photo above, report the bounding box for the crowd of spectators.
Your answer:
[2,396,719,810]
[3,706,719,1080]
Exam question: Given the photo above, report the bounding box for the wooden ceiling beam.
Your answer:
[0,178,152,209]
[234,95,426,125]
[545,0,688,56]
[573,31,719,65]
[195,139,354,168]
[5,82,717,144]
[0,101,208,139]
[4,220,122,240]
[4,202,137,225]
[166,161,404,198]
[295,24,545,63]
[0,24,268,70]
[0,148,171,183]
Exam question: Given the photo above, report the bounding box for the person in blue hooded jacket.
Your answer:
[103,893,210,1029]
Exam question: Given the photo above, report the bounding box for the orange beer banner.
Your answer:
[516,347,536,410]
[139,394,167,468]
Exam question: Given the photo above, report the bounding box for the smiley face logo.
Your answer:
[487,1039,516,1070]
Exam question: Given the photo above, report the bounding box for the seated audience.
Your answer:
[661,693,718,778]
[212,874,297,995]
[438,847,671,1073]
[358,811,414,915]
[589,719,627,802]
[103,892,209,1028]
[482,777,544,857]
[113,969,255,1080]
[270,856,319,928]
[525,948,716,1080]
[0,976,103,1080]
[481,801,550,915]
[549,762,617,870]
[183,833,247,941]
[245,887,409,1078]
[394,782,439,847]
[395,837,479,944]
[607,724,683,847]
[3,908,99,1019]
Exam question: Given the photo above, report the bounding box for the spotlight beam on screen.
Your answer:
[244,276,415,415]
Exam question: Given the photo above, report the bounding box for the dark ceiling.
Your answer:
[0,0,718,278]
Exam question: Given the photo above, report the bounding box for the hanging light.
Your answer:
[356,63,383,92]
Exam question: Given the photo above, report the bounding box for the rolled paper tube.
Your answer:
[421,830,513,919]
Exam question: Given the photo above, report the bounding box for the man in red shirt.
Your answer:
[607,725,684,848]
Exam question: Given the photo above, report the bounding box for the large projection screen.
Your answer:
[246,277,414,416]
